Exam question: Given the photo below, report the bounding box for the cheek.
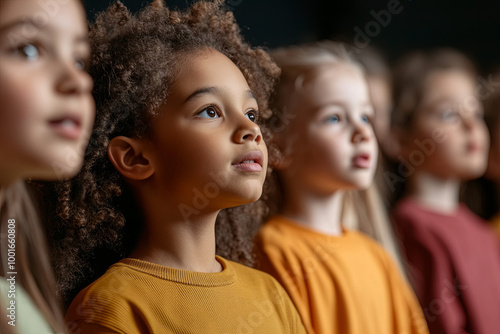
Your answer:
[0,69,42,112]
[307,132,347,171]
[260,141,269,171]
[155,130,229,184]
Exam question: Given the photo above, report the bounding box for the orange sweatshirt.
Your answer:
[65,256,306,333]
[255,215,429,334]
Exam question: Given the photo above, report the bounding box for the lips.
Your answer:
[49,114,83,140]
[232,150,264,172]
[352,153,371,168]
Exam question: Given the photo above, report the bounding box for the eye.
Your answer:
[15,43,39,61]
[75,58,87,71]
[324,114,340,124]
[197,106,220,119]
[361,115,371,124]
[246,110,257,123]
[440,109,460,122]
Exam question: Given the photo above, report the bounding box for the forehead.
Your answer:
[170,49,250,97]
[0,0,87,38]
[422,69,475,103]
[299,62,369,105]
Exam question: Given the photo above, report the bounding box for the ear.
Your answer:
[107,136,154,181]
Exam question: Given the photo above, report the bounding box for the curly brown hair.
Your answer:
[36,0,279,306]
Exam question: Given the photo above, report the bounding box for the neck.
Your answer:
[407,171,460,213]
[282,181,343,236]
[130,207,222,273]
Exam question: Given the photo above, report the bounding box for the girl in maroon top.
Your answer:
[390,49,500,334]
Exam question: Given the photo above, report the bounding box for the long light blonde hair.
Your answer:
[0,182,66,333]
[265,40,405,272]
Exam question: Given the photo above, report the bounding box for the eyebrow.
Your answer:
[184,86,257,104]
[0,18,89,44]
[0,18,44,35]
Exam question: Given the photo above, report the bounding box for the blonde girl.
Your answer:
[256,40,428,334]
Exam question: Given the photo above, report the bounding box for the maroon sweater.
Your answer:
[392,198,500,334]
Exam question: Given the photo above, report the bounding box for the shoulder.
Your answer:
[225,258,295,303]
[222,259,302,321]
[65,262,147,331]
[392,199,446,239]
[226,258,283,288]
[257,216,294,240]
[345,229,398,267]
[392,198,428,224]
[256,216,305,255]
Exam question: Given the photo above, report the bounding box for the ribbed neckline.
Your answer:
[114,256,236,287]
[271,215,351,240]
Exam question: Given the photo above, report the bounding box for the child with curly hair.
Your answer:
[0,0,94,333]
[390,49,500,333]
[255,40,428,334]
[40,1,306,333]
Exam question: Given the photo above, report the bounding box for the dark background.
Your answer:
[83,0,500,72]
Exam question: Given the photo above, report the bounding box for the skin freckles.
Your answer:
[0,0,94,184]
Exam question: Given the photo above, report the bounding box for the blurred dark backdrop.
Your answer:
[83,0,500,72]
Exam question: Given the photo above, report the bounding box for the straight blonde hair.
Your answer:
[0,181,65,333]
[265,40,405,272]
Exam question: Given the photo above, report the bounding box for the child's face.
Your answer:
[280,63,378,194]
[0,0,94,183]
[402,70,489,180]
[149,49,268,210]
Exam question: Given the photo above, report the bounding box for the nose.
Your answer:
[352,121,372,144]
[56,60,93,95]
[233,115,263,144]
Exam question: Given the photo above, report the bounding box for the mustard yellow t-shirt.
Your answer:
[65,255,306,333]
[255,215,429,334]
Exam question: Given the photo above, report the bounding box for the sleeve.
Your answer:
[65,289,146,334]
[395,214,469,334]
[270,279,309,334]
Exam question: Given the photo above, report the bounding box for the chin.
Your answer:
[355,182,373,190]
[241,192,263,204]
[459,169,486,181]
[45,160,83,181]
